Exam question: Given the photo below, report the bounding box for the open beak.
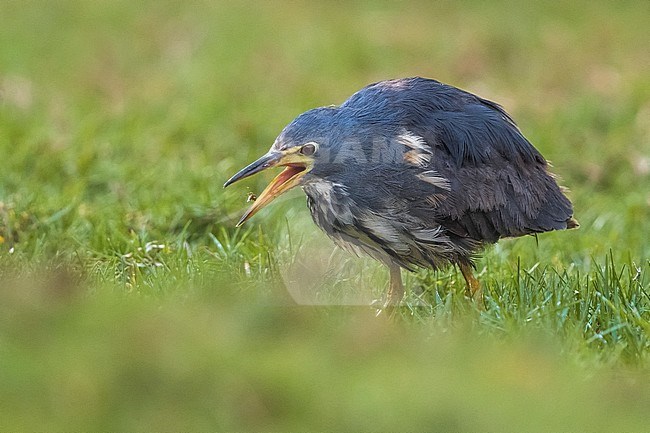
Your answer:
[224,149,310,226]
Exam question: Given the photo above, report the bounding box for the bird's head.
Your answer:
[224,107,337,226]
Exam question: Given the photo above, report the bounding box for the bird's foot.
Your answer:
[371,293,403,317]
[464,282,482,301]
[373,264,405,316]
[459,263,485,309]
[465,287,485,311]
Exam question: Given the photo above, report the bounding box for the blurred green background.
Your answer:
[1,0,649,431]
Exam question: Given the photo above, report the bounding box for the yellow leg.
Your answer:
[459,263,482,301]
[386,264,405,306]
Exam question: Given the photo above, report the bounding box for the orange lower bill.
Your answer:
[236,164,306,226]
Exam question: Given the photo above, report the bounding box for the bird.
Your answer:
[224,77,578,305]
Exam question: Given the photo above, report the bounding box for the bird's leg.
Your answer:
[459,263,481,300]
[385,264,405,306]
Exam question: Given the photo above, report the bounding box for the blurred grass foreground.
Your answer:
[1,0,649,431]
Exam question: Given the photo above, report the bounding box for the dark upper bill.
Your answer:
[224,149,311,226]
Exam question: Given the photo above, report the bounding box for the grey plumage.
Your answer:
[225,77,578,303]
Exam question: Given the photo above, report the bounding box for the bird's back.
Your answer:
[304,77,577,270]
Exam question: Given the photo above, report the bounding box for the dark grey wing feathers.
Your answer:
[343,77,545,167]
[345,77,575,242]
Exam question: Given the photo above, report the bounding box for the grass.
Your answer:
[1,0,649,430]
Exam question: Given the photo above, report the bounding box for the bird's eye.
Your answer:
[300,143,316,156]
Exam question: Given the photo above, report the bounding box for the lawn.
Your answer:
[1,0,649,431]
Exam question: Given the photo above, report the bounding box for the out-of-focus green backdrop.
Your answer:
[1,0,649,431]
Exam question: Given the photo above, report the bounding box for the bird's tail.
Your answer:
[566,217,579,229]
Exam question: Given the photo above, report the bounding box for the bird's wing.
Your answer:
[340,77,575,242]
[395,82,574,242]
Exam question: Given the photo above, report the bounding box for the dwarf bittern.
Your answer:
[224,77,577,305]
